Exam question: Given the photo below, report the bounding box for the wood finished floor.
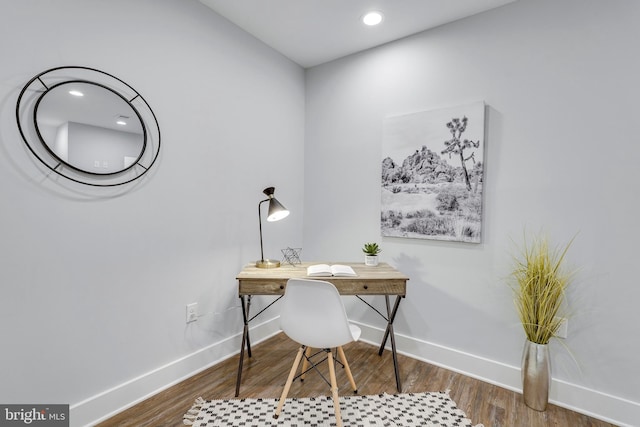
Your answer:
[98,333,617,427]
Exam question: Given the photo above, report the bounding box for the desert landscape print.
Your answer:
[381,102,485,243]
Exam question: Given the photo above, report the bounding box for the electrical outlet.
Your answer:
[186,303,198,323]
[555,317,568,339]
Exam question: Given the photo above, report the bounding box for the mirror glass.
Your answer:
[34,81,145,175]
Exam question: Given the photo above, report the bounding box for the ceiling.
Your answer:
[199,0,517,68]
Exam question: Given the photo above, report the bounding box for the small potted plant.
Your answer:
[362,242,381,266]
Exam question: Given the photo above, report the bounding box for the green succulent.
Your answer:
[362,242,381,256]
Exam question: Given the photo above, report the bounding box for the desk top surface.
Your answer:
[237,262,408,281]
[237,262,408,296]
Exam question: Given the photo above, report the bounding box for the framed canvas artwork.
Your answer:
[381,101,486,243]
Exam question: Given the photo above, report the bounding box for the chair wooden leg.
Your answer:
[326,348,343,427]
[274,346,305,419]
[337,346,357,393]
[300,347,311,381]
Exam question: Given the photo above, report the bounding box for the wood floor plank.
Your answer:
[97,333,617,427]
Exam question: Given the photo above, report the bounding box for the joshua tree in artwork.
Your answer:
[441,116,480,191]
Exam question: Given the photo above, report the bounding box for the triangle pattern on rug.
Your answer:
[184,391,484,426]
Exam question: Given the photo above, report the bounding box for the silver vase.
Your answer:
[521,340,551,411]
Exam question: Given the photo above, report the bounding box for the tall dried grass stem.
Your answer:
[511,234,574,344]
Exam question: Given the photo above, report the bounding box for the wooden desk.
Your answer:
[235,262,408,396]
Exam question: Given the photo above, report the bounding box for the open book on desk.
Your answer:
[306,264,357,277]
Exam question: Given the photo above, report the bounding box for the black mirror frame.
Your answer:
[16,66,161,187]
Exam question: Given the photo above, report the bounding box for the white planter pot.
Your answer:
[364,255,379,266]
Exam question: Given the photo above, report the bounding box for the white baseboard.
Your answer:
[355,321,639,427]
[71,317,639,427]
[70,317,282,427]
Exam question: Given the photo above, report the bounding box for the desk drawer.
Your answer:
[239,279,287,295]
[335,279,406,296]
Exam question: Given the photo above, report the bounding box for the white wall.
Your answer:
[304,0,640,424]
[0,0,304,425]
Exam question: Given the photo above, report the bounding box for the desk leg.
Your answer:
[377,295,403,392]
[235,295,252,397]
[245,295,253,357]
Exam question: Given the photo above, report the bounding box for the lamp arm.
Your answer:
[258,198,270,262]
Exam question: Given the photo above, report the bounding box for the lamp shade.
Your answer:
[267,198,289,222]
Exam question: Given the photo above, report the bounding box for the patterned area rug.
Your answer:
[184,391,484,426]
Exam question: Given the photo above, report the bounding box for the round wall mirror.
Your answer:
[16,66,160,187]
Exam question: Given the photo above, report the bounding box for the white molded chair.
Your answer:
[273,278,361,427]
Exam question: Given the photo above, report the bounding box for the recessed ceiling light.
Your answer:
[362,11,384,26]
[116,115,129,126]
[68,90,84,97]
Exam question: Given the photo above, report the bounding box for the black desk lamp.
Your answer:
[257,187,289,268]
